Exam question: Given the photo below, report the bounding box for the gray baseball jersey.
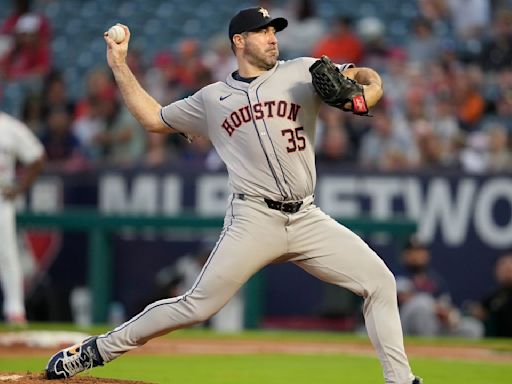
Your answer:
[161,57,351,201]
[93,58,415,384]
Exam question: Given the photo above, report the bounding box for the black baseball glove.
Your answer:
[309,55,369,115]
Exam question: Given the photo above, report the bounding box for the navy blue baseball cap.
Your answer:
[229,7,288,41]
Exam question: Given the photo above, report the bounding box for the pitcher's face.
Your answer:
[241,26,279,71]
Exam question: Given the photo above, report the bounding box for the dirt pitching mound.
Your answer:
[0,373,149,384]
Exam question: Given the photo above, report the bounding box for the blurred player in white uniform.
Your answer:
[0,111,44,325]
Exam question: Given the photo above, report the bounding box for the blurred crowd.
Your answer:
[395,236,512,338]
[0,0,511,173]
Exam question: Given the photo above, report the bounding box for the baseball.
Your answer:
[108,25,125,43]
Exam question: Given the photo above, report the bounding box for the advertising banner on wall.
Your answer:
[21,167,512,316]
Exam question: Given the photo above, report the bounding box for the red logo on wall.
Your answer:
[19,229,62,293]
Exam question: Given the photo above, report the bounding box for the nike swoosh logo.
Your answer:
[219,94,232,101]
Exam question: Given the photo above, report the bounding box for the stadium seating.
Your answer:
[0,0,419,100]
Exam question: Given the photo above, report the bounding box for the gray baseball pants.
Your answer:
[97,195,415,384]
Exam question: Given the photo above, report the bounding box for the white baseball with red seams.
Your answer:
[107,25,125,43]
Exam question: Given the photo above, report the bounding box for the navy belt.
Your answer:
[234,194,303,213]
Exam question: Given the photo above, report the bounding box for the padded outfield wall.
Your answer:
[14,166,512,322]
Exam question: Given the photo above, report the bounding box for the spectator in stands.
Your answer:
[147,238,242,332]
[430,94,463,166]
[406,18,444,68]
[144,51,183,105]
[316,102,371,161]
[20,92,42,135]
[396,236,483,338]
[358,106,418,169]
[178,135,223,171]
[183,66,214,97]
[125,47,145,84]
[479,9,512,71]
[479,67,512,134]
[0,13,50,82]
[417,0,443,18]
[402,86,429,130]
[487,90,512,134]
[458,130,491,173]
[312,15,364,65]
[472,253,512,337]
[0,0,51,43]
[0,0,51,63]
[74,71,146,165]
[94,95,146,166]
[396,276,442,336]
[342,115,372,160]
[452,66,486,132]
[144,132,175,167]
[413,121,446,168]
[39,106,86,171]
[40,71,75,122]
[74,68,116,120]
[429,60,455,98]
[417,0,451,32]
[356,16,389,73]
[495,67,512,109]
[0,13,51,116]
[156,241,211,300]
[202,34,237,82]
[483,122,512,172]
[317,126,355,165]
[174,38,207,94]
[316,107,356,164]
[444,0,491,41]
[276,0,326,59]
[136,239,213,316]
[379,49,409,114]
[399,236,449,298]
[72,95,105,162]
[397,276,482,338]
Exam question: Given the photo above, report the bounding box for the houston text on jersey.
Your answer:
[221,100,301,136]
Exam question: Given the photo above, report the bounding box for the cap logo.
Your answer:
[259,7,270,18]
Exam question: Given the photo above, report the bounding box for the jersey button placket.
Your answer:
[248,91,265,137]
[249,88,289,200]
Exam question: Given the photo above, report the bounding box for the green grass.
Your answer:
[1,354,511,384]
[1,326,512,383]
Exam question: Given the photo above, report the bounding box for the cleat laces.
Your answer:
[62,346,97,376]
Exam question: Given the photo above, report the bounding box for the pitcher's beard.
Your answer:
[245,46,278,71]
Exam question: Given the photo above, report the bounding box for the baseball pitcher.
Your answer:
[46,7,422,384]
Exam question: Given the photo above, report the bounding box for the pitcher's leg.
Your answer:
[362,266,413,384]
[291,209,415,384]
[97,199,287,362]
[0,206,25,320]
[97,252,246,362]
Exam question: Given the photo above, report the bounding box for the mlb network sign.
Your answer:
[28,170,512,249]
